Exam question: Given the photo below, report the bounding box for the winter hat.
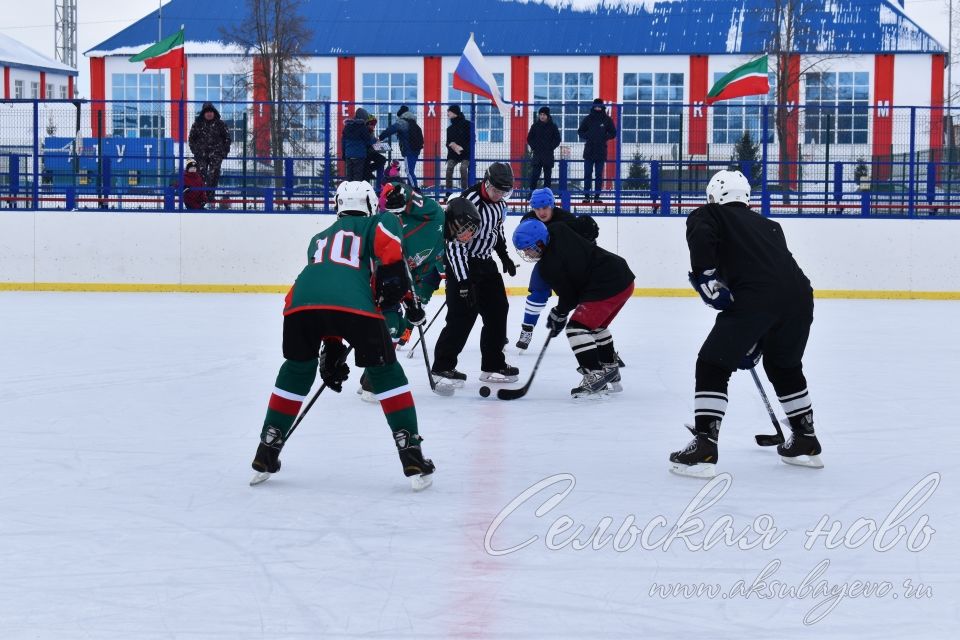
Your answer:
[355,107,370,121]
[592,98,604,107]
[538,106,551,116]
[448,104,462,116]
[397,105,410,117]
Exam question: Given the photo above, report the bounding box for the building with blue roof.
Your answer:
[2,32,78,101]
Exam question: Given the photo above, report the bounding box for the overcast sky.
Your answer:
[0,0,954,97]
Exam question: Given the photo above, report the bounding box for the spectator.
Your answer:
[445,104,471,197]
[365,115,388,189]
[181,160,208,210]
[577,98,617,204]
[526,106,561,190]
[379,105,424,188]
[342,107,376,181]
[188,102,231,206]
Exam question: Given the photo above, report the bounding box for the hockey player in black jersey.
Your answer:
[669,169,823,478]
[512,217,634,397]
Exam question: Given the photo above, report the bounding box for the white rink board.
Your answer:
[1,211,959,294]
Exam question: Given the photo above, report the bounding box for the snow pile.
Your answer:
[0,32,76,73]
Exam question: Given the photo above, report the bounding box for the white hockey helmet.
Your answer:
[706,169,751,205]
[335,181,378,217]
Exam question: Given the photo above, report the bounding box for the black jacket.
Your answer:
[521,207,599,242]
[188,102,231,160]
[577,109,617,161]
[686,202,812,311]
[537,223,634,314]
[446,114,472,161]
[527,118,561,163]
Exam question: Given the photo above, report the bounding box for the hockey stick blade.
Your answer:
[755,433,785,446]
[495,334,553,400]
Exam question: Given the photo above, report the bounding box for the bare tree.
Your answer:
[221,0,313,182]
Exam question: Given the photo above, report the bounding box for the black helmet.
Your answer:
[445,197,481,239]
[484,162,514,191]
[381,182,409,213]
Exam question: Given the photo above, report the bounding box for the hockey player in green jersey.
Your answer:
[251,181,435,490]
[357,181,445,402]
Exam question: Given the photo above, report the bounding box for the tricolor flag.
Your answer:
[453,34,511,119]
[129,28,185,71]
[705,56,770,105]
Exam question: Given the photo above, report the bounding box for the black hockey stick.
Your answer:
[496,333,553,400]
[405,300,447,359]
[416,323,455,397]
[285,346,355,442]
[750,368,785,446]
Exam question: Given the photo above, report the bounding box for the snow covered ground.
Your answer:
[1,292,957,639]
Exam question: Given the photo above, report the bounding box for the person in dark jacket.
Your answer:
[181,160,208,210]
[445,105,472,196]
[669,169,821,479]
[364,116,387,189]
[512,216,634,398]
[577,98,617,203]
[342,107,376,181]
[188,102,231,204]
[379,105,424,188]
[526,106,562,190]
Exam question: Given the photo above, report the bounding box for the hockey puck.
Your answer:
[479,386,491,398]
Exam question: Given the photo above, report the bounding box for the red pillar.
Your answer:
[872,54,895,181]
[90,57,106,136]
[780,54,800,188]
[170,57,188,142]
[510,55,530,184]
[337,56,356,177]
[39,72,46,99]
[3,67,9,99]
[688,55,709,155]
[423,56,442,188]
[252,56,271,159]
[929,54,945,173]
[67,75,74,99]
[599,55,618,191]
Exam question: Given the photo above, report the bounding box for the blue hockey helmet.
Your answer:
[529,187,555,210]
[512,218,549,262]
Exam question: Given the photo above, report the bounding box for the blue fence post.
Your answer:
[65,186,76,211]
[164,187,175,210]
[761,105,769,213]
[614,101,622,214]
[860,190,870,216]
[650,160,660,200]
[661,192,671,216]
[32,100,39,209]
[908,107,916,217]
[324,102,332,213]
[926,161,936,204]
[832,162,843,203]
[178,98,185,211]
[558,159,571,210]
[284,158,294,208]
[468,102,476,186]
[264,188,274,212]
[103,158,112,205]
[10,154,20,208]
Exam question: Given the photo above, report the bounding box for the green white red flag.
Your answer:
[705,56,769,105]
[129,28,185,71]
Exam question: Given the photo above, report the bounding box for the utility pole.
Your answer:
[54,0,78,71]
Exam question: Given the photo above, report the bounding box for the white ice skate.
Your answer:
[780,454,824,469]
[249,471,272,486]
[410,473,433,491]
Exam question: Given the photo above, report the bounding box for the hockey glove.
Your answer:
[689,269,734,311]
[575,215,600,242]
[319,341,350,393]
[738,342,763,370]
[403,299,427,326]
[457,280,477,307]
[497,248,518,277]
[375,261,411,308]
[546,307,568,337]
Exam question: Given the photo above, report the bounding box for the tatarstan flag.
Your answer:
[129,28,184,71]
[705,56,770,104]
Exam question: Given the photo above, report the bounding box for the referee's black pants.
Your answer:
[433,257,509,373]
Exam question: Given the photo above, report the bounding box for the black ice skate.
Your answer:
[669,423,719,478]
[431,368,467,388]
[601,362,622,393]
[777,414,824,469]
[516,324,534,351]
[394,430,435,491]
[250,426,284,486]
[479,364,519,384]
[570,367,618,398]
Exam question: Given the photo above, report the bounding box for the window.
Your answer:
[30,82,39,99]
[59,85,68,100]
[448,73,506,144]
[804,71,869,145]
[46,84,54,100]
[111,73,166,138]
[533,72,594,143]
[288,72,333,143]
[14,80,23,99]
[360,73,418,127]
[194,74,248,143]
[711,72,776,144]
[621,72,684,144]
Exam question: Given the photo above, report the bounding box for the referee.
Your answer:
[432,162,520,385]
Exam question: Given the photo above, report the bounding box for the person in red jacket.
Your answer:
[182,160,208,210]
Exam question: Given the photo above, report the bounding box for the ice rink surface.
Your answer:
[1,292,957,639]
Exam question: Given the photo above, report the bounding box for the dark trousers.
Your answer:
[196,156,223,200]
[528,157,554,190]
[584,159,604,198]
[345,158,366,181]
[433,258,509,372]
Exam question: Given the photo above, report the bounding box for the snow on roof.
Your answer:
[0,32,77,75]
[85,0,944,58]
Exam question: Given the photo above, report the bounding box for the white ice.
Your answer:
[1,292,957,639]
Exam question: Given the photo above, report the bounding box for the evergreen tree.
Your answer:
[733,131,762,186]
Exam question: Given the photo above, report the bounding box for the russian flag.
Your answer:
[453,34,512,119]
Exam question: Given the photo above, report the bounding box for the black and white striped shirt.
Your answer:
[445,183,508,282]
